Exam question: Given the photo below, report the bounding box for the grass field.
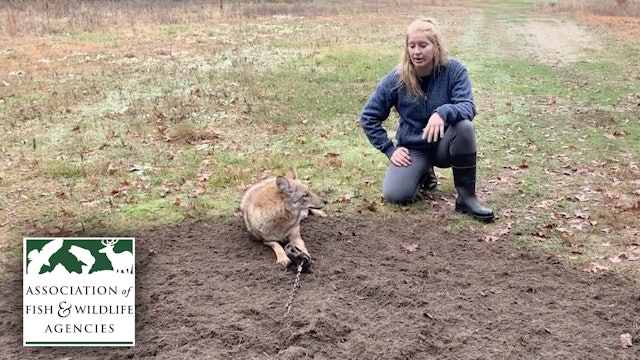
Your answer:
[1,0,639,277]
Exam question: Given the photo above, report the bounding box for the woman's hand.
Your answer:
[390,146,411,167]
[421,112,445,143]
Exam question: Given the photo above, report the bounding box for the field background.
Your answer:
[0,1,639,358]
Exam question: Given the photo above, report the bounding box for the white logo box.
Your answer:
[23,238,135,346]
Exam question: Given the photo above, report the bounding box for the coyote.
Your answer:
[239,168,327,267]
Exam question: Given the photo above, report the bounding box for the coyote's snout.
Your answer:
[239,167,327,268]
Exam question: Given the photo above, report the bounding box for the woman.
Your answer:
[360,17,494,222]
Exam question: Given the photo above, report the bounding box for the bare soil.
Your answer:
[519,19,601,66]
[2,213,639,359]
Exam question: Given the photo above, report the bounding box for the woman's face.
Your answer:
[407,30,435,76]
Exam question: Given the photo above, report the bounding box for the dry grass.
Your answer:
[4,8,18,36]
[0,0,453,36]
[545,0,640,16]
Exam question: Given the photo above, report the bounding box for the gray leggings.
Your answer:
[382,120,477,204]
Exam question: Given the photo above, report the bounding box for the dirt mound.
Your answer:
[2,214,639,359]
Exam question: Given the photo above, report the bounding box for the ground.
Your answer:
[1,212,639,359]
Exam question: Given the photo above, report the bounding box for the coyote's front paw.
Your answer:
[309,209,327,217]
[276,256,292,268]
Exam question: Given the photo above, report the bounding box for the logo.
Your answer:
[23,238,135,346]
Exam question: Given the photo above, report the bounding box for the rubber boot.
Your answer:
[451,153,494,222]
[420,167,438,192]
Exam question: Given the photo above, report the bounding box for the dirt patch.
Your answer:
[2,214,639,359]
[518,19,601,66]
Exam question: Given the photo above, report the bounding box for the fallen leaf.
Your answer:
[79,199,101,207]
[107,163,119,174]
[402,243,418,253]
[482,235,500,242]
[609,256,622,263]
[574,210,589,219]
[364,201,378,212]
[620,252,639,261]
[623,201,640,212]
[582,262,609,273]
[192,186,206,196]
[498,222,514,236]
[237,183,248,192]
[22,222,40,235]
[334,193,353,203]
[620,333,632,348]
[571,194,588,202]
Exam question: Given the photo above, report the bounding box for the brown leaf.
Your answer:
[498,222,514,236]
[623,201,640,212]
[402,243,419,253]
[571,194,588,202]
[556,227,573,235]
[582,262,609,273]
[107,163,119,174]
[608,256,622,263]
[364,201,378,212]
[22,222,40,235]
[79,199,101,207]
[620,333,633,348]
[110,187,128,196]
[192,186,206,196]
[335,193,353,203]
[574,210,589,219]
[482,235,500,242]
[620,252,639,261]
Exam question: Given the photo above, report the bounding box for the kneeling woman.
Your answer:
[360,17,494,222]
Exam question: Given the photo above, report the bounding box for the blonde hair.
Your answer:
[398,17,450,99]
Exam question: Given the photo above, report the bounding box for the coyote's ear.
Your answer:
[285,167,298,180]
[276,176,291,193]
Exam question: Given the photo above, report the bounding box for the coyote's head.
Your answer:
[276,168,327,213]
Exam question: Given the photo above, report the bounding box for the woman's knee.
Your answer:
[454,119,475,135]
[382,186,416,204]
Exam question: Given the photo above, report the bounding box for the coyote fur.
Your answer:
[239,167,327,267]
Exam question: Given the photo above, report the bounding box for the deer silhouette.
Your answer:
[99,239,133,274]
